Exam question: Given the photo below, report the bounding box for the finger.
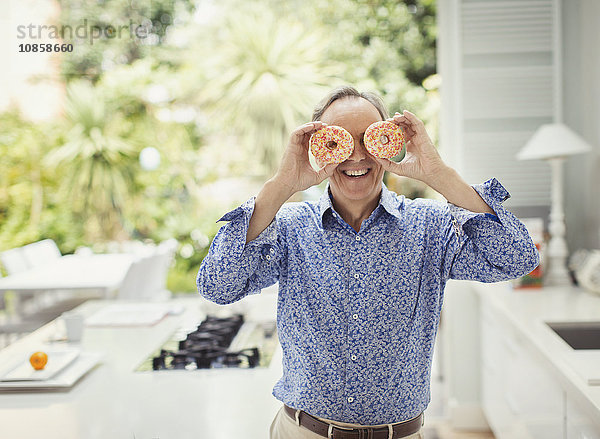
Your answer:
[387,116,414,137]
[316,163,338,184]
[373,156,391,170]
[392,112,409,123]
[381,157,409,177]
[390,120,415,139]
[402,125,416,138]
[290,121,327,143]
[373,157,398,173]
[402,110,428,136]
[378,156,410,177]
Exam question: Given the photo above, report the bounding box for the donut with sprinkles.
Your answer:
[309,125,354,164]
[364,121,405,158]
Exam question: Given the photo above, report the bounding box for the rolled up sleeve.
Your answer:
[196,197,281,304]
[445,178,540,282]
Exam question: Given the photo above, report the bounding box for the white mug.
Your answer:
[62,312,85,342]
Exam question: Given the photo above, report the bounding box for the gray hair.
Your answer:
[312,86,389,121]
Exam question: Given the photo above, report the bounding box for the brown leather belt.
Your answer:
[283,404,423,439]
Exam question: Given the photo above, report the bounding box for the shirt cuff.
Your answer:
[217,197,256,222]
[447,178,509,236]
[217,197,278,247]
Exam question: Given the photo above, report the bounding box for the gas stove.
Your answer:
[137,314,278,372]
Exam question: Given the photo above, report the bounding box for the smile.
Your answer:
[342,168,370,178]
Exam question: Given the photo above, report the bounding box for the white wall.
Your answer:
[563,0,600,251]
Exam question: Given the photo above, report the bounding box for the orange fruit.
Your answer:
[29,351,48,370]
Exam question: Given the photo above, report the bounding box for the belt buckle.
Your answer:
[327,423,354,439]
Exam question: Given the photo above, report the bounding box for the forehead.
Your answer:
[320,97,383,130]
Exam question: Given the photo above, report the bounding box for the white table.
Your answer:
[0,294,282,439]
[0,254,134,303]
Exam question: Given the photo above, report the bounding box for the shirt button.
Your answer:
[266,255,271,261]
[355,236,360,241]
[352,313,358,320]
[347,397,354,403]
[353,273,359,279]
[351,354,357,361]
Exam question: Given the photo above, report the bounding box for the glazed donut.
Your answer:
[364,121,405,158]
[309,126,354,164]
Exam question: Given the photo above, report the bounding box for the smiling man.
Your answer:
[197,86,539,439]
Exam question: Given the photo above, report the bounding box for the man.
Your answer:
[197,86,539,438]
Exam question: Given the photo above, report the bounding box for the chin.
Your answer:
[331,168,383,201]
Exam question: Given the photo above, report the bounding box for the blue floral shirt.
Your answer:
[197,178,539,424]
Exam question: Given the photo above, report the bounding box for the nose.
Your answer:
[347,138,368,161]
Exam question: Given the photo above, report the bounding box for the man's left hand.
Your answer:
[373,110,448,187]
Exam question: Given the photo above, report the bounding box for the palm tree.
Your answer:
[45,80,137,241]
[189,5,343,176]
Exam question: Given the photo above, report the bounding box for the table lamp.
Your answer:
[516,123,592,286]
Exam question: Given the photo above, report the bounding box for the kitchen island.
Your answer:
[0,289,282,439]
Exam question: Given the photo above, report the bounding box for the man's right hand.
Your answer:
[272,121,338,197]
[246,122,337,243]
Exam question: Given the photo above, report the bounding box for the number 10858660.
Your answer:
[18,43,73,52]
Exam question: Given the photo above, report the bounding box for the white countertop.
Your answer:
[474,282,600,426]
[0,292,282,439]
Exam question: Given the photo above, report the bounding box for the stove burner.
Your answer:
[151,314,260,370]
[213,348,260,368]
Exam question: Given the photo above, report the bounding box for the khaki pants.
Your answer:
[269,406,424,439]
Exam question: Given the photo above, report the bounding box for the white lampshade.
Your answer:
[517,123,592,161]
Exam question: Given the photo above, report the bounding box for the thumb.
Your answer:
[316,163,337,184]
[374,157,407,177]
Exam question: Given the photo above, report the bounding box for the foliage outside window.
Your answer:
[0,0,438,292]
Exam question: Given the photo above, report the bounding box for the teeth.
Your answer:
[344,169,368,177]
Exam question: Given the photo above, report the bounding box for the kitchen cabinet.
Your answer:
[475,283,600,439]
[566,394,600,439]
[481,297,564,439]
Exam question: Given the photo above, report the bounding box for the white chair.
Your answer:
[116,256,148,300]
[22,239,67,308]
[0,247,31,275]
[120,240,156,258]
[1,247,38,315]
[21,239,61,267]
[141,252,173,301]
[147,239,178,300]
[116,239,177,301]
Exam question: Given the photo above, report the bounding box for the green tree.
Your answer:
[45,80,138,241]
[56,0,194,82]
[267,0,437,87]
[185,5,344,176]
[0,111,84,253]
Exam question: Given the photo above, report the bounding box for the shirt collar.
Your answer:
[318,181,403,228]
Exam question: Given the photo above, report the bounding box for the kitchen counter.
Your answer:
[0,290,282,439]
[473,282,600,433]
